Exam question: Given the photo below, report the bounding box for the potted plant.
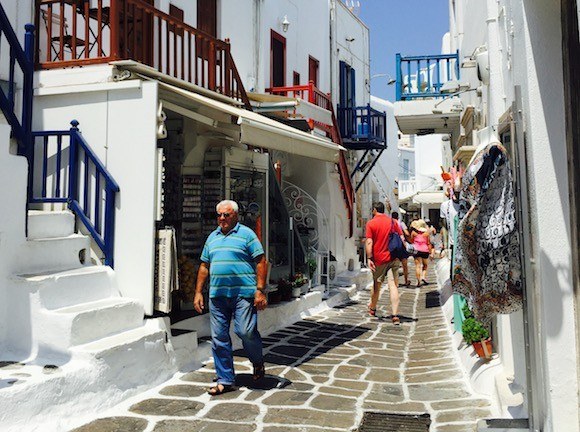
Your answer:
[277,278,293,301]
[462,312,493,360]
[290,273,308,297]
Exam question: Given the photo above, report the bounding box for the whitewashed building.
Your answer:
[0,0,389,429]
[394,1,580,431]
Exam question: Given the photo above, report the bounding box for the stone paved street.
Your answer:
[71,262,491,432]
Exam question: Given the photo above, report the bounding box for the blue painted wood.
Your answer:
[30,121,119,268]
[55,135,62,197]
[95,173,101,235]
[337,104,387,150]
[41,136,48,198]
[0,4,34,157]
[395,51,460,101]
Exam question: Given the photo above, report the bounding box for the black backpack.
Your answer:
[388,220,406,259]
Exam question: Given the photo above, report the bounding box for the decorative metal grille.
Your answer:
[281,180,328,251]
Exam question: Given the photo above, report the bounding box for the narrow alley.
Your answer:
[71,264,491,432]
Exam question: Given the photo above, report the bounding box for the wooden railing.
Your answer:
[30,121,120,267]
[34,0,250,108]
[266,81,332,111]
[337,104,387,149]
[395,51,460,101]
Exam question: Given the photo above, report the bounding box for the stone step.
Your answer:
[20,234,90,274]
[27,210,75,239]
[71,323,168,364]
[48,297,145,348]
[14,266,117,310]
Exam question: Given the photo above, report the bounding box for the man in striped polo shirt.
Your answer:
[194,200,268,396]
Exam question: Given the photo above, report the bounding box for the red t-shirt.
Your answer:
[365,214,403,265]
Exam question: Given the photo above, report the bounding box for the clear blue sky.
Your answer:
[358,0,449,102]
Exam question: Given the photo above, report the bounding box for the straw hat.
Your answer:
[411,219,429,233]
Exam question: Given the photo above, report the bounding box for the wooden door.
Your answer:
[196,0,217,60]
[308,56,319,88]
[270,30,286,87]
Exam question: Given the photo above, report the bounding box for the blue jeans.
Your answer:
[209,296,263,385]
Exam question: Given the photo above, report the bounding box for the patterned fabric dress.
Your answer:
[452,142,523,323]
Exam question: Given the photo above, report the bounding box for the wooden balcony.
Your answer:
[34,0,250,108]
[337,104,386,150]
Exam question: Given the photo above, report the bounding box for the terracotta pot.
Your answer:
[472,338,493,359]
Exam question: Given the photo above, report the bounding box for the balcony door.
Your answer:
[308,56,319,87]
[197,0,217,36]
[339,61,356,109]
[270,30,286,87]
[339,61,356,135]
[197,0,217,60]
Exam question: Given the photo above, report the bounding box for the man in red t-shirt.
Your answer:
[365,202,404,325]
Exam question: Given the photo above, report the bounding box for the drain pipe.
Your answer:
[253,0,261,91]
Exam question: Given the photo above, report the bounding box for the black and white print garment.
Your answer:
[452,142,523,323]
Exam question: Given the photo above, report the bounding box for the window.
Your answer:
[308,56,319,87]
[293,71,300,85]
[270,30,286,87]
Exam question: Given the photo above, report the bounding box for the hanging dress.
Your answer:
[452,142,523,323]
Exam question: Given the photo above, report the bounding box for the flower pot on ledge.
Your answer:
[473,338,493,360]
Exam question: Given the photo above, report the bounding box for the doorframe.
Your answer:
[270,30,286,87]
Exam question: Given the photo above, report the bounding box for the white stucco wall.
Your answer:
[0,124,29,355]
[370,96,399,210]
[333,0,370,107]
[448,0,580,429]
[33,77,159,315]
[414,134,445,192]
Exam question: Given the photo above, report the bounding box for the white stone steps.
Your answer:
[71,323,168,363]
[28,210,75,239]
[47,297,144,348]
[14,266,116,310]
[20,234,90,274]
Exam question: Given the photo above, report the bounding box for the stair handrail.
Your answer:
[0,5,34,156]
[30,121,120,267]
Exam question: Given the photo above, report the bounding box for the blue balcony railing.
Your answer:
[30,121,120,267]
[0,4,34,156]
[395,51,460,101]
[337,104,386,150]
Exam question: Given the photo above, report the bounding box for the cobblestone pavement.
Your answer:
[71,262,491,432]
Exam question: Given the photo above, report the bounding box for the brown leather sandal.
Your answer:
[391,315,401,326]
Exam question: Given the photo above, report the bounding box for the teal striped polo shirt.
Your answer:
[200,222,264,298]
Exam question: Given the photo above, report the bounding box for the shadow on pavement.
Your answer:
[235,373,291,390]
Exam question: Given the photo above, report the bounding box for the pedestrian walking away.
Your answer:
[365,202,404,325]
[194,199,268,396]
[409,219,434,287]
[391,211,411,287]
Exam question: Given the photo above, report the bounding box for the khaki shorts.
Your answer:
[373,260,400,283]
